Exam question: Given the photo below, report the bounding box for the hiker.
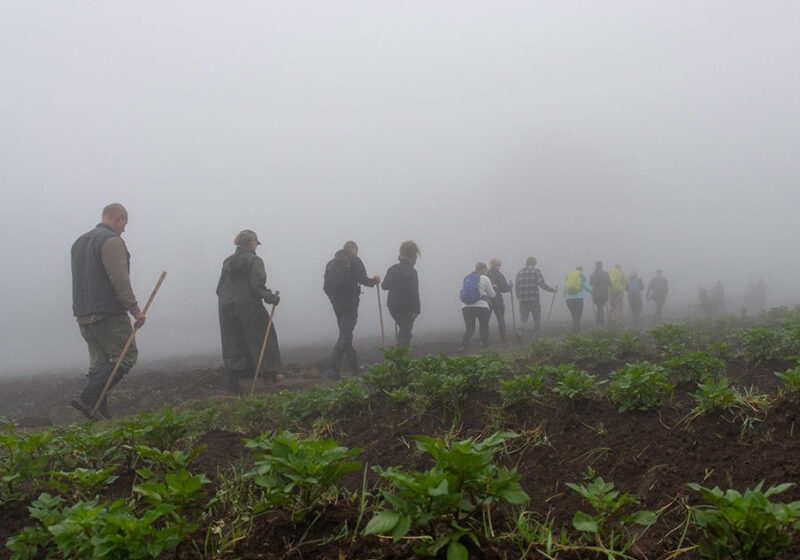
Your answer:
[646,270,669,322]
[216,230,281,395]
[563,266,592,331]
[627,271,644,325]
[590,261,611,325]
[486,258,512,344]
[70,203,146,419]
[324,241,380,378]
[460,262,496,348]
[608,264,626,325]
[381,241,421,348]
[514,257,557,338]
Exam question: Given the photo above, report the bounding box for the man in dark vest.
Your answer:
[70,203,146,418]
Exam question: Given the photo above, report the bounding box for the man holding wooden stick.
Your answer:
[70,203,146,419]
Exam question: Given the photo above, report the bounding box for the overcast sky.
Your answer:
[1,2,799,374]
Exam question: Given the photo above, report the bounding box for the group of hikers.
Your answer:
[69,203,669,418]
[459,259,670,349]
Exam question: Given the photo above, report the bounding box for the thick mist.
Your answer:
[2,2,799,374]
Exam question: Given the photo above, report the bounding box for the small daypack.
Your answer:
[565,271,582,295]
[460,273,484,304]
[324,255,352,299]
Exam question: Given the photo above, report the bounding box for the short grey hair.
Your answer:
[102,203,128,220]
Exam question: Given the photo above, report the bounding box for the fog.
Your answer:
[2,2,799,374]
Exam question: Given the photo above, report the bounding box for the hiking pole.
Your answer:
[250,293,279,396]
[91,271,167,419]
[376,285,386,349]
[510,292,517,334]
[543,289,557,334]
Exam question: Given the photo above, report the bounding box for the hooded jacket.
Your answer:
[216,246,278,308]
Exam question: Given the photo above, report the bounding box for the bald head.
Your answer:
[101,203,128,234]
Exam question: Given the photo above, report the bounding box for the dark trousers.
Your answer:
[518,300,542,335]
[389,308,415,348]
[593,295,608,325]
[331,305,359,375]
[80,362,127,418]
[629,293,643,324]
[654,297,666,322]
[566,298,584,331]
[462,306,491,347]
[491,299,507,342]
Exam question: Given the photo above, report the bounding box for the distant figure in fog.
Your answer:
[608,264,626,325]
[515,257,557,338]
[381,241,421,349]
[324,241,380,379]
[590,261,611,325]
[216,230,281,395]
[626,271,644,325]
[563,266,592,331]
[70,203,146,419]
[487,258,512,344]
[646,269,669,322]
[460,262,496,349]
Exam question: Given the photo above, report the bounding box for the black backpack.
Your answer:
[324,254,352,299]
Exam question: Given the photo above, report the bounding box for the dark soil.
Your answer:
[2,335,800,559]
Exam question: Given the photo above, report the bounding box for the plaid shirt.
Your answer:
[515,266,554,302]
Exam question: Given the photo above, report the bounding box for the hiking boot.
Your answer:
[70,397,92,420]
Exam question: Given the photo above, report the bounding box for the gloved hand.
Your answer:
[266,292,280,305]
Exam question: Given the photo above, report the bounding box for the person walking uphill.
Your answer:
[487,258,512,344]
[590,261,611,325]
[324,241,380,379]
[460,262,496,349]
[563,266,592,331]
[626,271,644,325]
[646,269,669,322]
[70,203,146,419]
[514,257,556,338]
[217,230,281,395]
[381,241,421,349]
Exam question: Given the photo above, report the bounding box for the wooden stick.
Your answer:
[91,271,167,419]
[250,297,279,396]
[543,289,557,334]
[376,285,386,349]
[510,289,517,335]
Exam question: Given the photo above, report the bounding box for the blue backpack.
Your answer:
[460,273,484,304]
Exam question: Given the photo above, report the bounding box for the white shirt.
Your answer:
[462,274,497,309]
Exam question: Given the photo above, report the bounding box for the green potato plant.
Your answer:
[244,430,362,521]
[688,481,800,559]
[566,476,656,557]
[364,432,529,559]
[608,362,672,412]
[551,364,605,401]
[663,351,726,384]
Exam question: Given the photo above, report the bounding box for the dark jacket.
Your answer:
[382,258,420,314]
[590,269,611,300]
[216,246,280,374]
[216,246,278,308]
[71,223,128,316]
[486,267,510,308]
[327,250,377,309]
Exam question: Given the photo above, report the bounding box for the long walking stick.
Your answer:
[376,285,386,349]
[543,289,557,334]
[510,291,517,334]
[91,271,167,419]
[250,294,279,396]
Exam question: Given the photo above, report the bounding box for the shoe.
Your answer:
[70,397,92,420]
